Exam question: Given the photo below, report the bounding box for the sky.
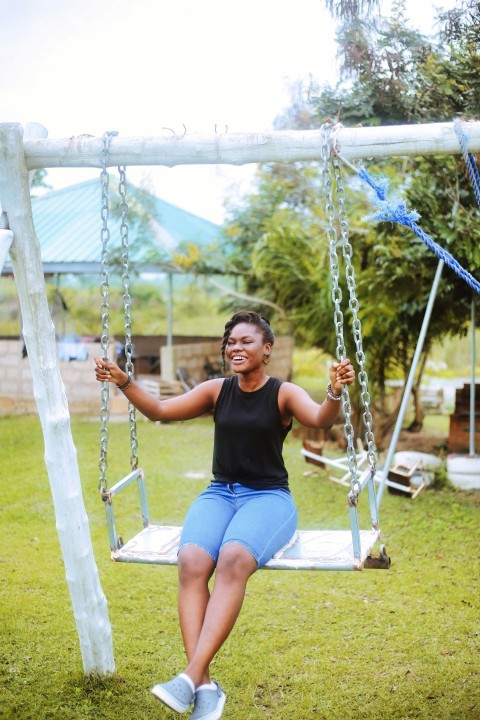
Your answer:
[1,0,457,224]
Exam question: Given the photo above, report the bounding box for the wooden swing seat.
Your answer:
[104,464,389,573]
[111,523,382,571]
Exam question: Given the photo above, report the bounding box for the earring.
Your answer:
[263,354,270,365]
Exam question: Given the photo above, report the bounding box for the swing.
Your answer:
[98,128,390,572]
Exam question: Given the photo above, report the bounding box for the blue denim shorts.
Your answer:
[179,482,298,567]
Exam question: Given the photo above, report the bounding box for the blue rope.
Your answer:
[453,118,480,207]
[358,167,480,296]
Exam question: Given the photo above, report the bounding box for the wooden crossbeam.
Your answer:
[18,120,480,170]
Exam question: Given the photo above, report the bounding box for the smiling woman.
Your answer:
[94,308,355,719]
[222,311,275,390]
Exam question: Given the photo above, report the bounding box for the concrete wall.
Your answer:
[0,335,294,416]
[0,339,104,416]
[0,339,37,415]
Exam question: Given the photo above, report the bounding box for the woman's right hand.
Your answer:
[93,356,222,423]
[94,356,127,386]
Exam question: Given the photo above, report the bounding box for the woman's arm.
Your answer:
[279,358,355,429]
[94,357,221,422]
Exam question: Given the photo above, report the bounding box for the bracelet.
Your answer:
[326,382,342,401]
[116,376,132,391]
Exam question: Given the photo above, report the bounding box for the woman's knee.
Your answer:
[216,542,258,581]
[178,545,215,585]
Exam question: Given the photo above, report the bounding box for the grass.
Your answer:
[1,414,479,720]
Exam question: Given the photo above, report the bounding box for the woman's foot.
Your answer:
[190,682,226,720]
[151,673,195,713]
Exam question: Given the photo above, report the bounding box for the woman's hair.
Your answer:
[220,310,275,372]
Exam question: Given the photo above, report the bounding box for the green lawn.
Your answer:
[1,415,479,720]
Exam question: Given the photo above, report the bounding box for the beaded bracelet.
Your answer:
[326,382,342,401]
[116,376,132,392]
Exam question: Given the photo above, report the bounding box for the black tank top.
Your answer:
[212,375,292,489]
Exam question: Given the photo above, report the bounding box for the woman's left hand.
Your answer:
[329,358,355,394]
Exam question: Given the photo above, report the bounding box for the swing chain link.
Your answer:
[98,131,118,494]
[118,166,139,471]
[332,156,377,476]
[320,125,360,501]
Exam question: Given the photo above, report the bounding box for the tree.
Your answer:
[30,168,52,194]
[223,161,330,335]
[223,0,480,441]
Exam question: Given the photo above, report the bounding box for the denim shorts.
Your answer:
[179,482,298,568]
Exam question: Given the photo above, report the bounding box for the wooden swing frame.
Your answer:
[2,120,478,671]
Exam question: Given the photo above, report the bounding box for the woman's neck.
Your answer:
[237,372,269,393]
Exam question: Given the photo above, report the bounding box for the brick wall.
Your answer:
[0,340,36,415]
[448,383,480,453]
[0,335,294,416]
[0,339,105,416]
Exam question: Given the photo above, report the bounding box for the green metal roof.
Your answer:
[3,178,221,274]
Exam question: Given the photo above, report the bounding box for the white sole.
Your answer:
[151,684,191,713]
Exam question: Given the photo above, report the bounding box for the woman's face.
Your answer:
[225,322,271,372]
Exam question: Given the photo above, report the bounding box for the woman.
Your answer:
[94,310,355,720]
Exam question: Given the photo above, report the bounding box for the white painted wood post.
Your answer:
[0,122,115,676]
[21,120,480,169]
[0,123,47,273]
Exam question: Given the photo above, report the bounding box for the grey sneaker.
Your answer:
[190,682,226,720]
[151,673,195,713]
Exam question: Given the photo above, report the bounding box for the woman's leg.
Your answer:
[173,484,297,688]
[177,545,215,684]
[176,484,236,685]
[181,487,297,687]
[183,542,257,688]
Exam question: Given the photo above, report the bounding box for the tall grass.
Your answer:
[1,415,479,720]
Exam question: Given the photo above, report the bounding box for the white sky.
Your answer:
[1,0,456,224]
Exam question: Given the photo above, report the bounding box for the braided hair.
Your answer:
[220,310,275,372]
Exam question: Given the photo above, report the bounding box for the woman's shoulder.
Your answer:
[203,377,228,392]
[278,380,311,399]
[277,379,296,390]
[187,377,225,400]
[205,376,230,402]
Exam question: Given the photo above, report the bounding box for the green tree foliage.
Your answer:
[224,162,331,333]
[313,2,432,124]
[324,0,380,20]
[223,0,480,435]
[30,169,52,195]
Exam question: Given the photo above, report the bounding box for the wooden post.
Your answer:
[0,123,115,676]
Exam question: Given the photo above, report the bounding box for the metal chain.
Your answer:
[118,166,139,471]
[332,155,377,475]
[98,131,117,494]
[320,124,360,500]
